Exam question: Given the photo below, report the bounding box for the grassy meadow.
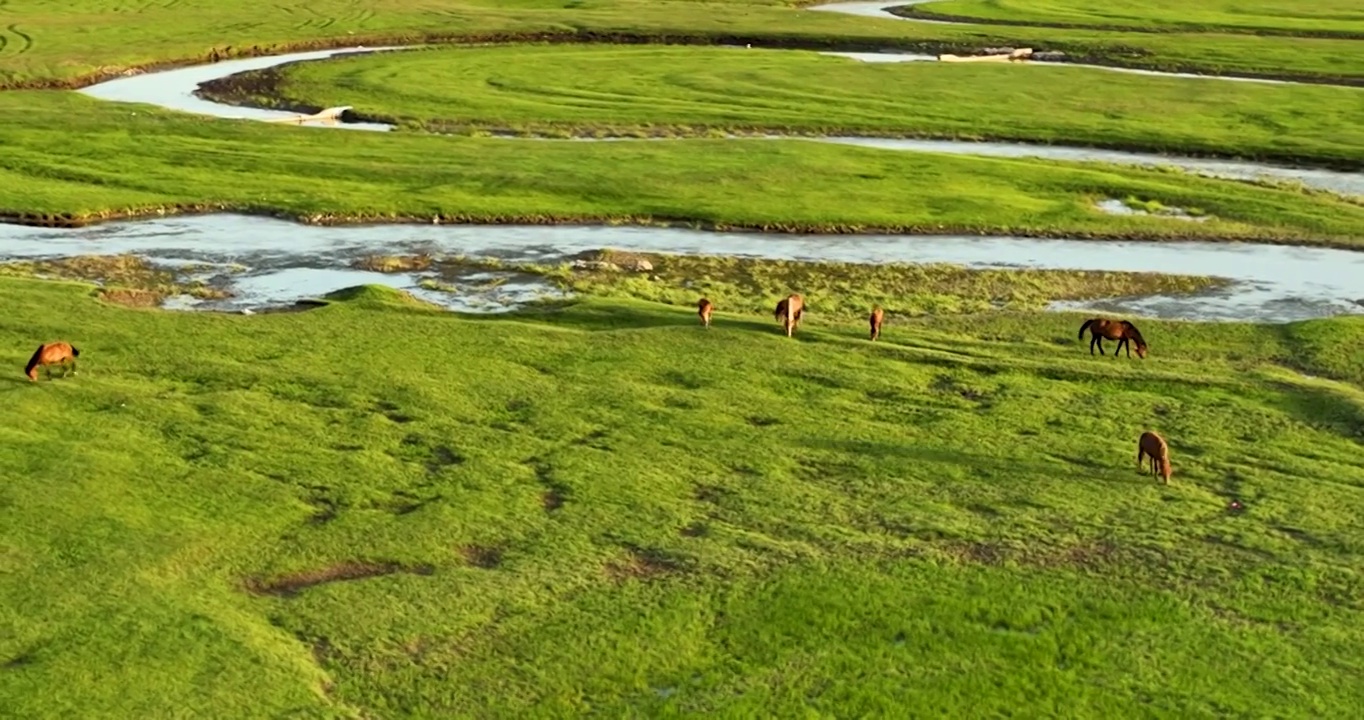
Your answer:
[3,0,1364,89]
[2,0,1364,715]
[2,92,1363,243]
[247,44,1364,167]
[907,0,1364,37]
[1,277,1364,716]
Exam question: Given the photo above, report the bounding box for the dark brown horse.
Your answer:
[1137,430,1171,484]
[1078,317,1148,359]
[25,342,80,382]
[774,294,805,338]
[697,298,714,328]
[869,306,884,341]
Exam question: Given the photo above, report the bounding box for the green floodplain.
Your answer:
[2,0,1364,717]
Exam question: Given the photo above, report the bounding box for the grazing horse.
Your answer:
[774,294,805,337]
[697,298,714,328]
[25,342,80,382]
[1078,317,1148,359]
[1136,431,1171,484]
[869,306,884,341]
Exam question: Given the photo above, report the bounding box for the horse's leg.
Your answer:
[1123,338,1132,358]
[1096,337,1105,355]
[1114,338,1125,359]
[1089,335,1097,355]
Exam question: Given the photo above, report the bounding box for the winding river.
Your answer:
[2,0,1362,322]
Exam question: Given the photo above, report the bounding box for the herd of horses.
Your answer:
[19,296,1172,484]
[698,294,1171,484]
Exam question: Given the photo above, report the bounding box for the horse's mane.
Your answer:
[1121,320,1146,343]
[23,344,44,378]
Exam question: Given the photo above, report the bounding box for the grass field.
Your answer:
[2,277,1363,716]
[4,1,1364,715]
[241,44,1364,167]
[2,91,1363,243]
[3,0,1364,89]
[907,0,1364,37]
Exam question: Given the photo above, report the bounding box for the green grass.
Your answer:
[910,0,1364,37]
[248,44,1364,167]
[447,249,1231,317]
[3,0,1364,89]
[2,91,1363,244]
[2,276,1364,716]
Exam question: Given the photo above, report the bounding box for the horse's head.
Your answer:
[1135,341,1148,359]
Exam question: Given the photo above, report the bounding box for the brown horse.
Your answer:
[1078,317,1148,359]
[1136,430,1171,484]
[697,298,714,328]
[774,294,805,337]
[869,306,884,341]
[25,341,80,382]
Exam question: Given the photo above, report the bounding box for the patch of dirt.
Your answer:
[243,561,434,597]
[746,415,781,427]
[458,545,504,569]
[98,288,164,307]
[680,522,708,537]
[605,546,688,583]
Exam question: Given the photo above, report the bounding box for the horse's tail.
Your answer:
[24,345,44,379]
[1078,318,1095,339]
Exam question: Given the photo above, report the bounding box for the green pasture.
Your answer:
[1,277,1363,716]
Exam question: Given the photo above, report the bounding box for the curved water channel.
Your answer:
[2,0,1361,322]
